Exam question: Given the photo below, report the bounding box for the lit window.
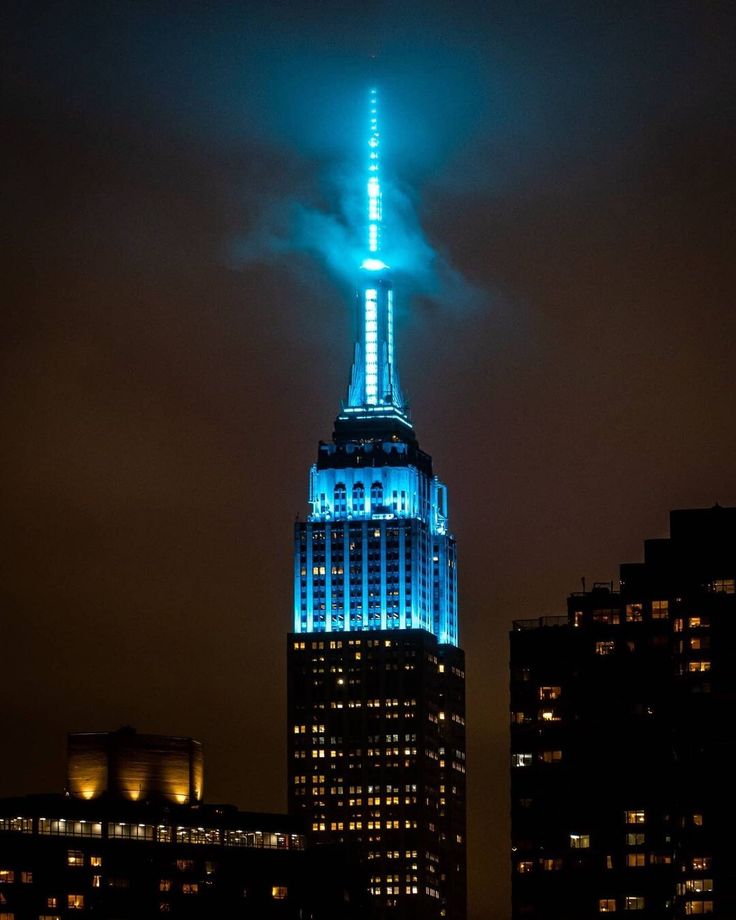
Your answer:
[67,850,84,867]
[692,857,712,870]
[711,578,734,594]
[626,853,646,867]
[541,858,562,871]
[651,600,669,619]
[599,900,616,912]
[540,750,562,763]
[570,834,590,849]
[684,901,714,915]
[626,603,643,622]
[596,641,615,656]
[539,709,560,722]
[0,872,13,885]
[688,661,711,673]
[650,853,672,865]
[68,894,85,910]
[182,883,198,895]
[47,898,58,909]
[90,856,102,867]
[272,886,288,900]
[20,871,32,884]
[159,880,172,892]
[516,861,534,874]
[624,895,645,910]
[692,813,704,826]
[625,811,646,824]
[512,753,533,768]
[683,879,714,892]
[626,833,645,845]
[92,875,101,888]
[539,686,561,701]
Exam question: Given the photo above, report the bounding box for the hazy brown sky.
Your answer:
[2,2,735,917]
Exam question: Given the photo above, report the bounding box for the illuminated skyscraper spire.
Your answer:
[341,88,407,429]
[289,90,465,920]
[366,86,383,258]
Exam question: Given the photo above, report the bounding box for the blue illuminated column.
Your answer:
[292,89,459,648]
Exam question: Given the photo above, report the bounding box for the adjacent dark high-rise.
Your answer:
[286,90,467,920]
[510,505,736,919]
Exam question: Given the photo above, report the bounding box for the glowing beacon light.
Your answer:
[367,87,382,254]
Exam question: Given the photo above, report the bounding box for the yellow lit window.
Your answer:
[20,872,32,884]
[516,861,534,874]
[542,858,562,871]
[624,895,645,910]
[539,686,561,701]
[90,856,102,867]
[272,886,288,900]
[626,603,643,622]
[688,661,711,673]
[0,872,14,885]
[159,880,171,892]
[596,641,615,655]
[684,901,714,915]
[67,850,84,867]
[182,883,198,895]
[683,879,714,892]
[570,834,590,848]
[626,833,645,845]
[626,853,646,867]
[68,894,85,910]
[651,600,669,619]
[692,857,711,870]
[599,900,616,912]
[625,810,646,824]
[92,875,101,888]
[692,813,704,826]
[541,750,562,763]
[47,898,58,909]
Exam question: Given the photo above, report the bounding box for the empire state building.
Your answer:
[287,90,466,920]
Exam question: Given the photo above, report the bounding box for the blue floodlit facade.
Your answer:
[293,89,458,647]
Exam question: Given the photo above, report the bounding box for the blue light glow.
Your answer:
[361,258,389,272]
[293,89,459,647]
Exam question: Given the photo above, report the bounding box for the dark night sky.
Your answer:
[2,2,735,917]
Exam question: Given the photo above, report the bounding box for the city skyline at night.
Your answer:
[3,4,735,918]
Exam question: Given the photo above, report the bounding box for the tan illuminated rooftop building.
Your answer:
[67,726,203,804]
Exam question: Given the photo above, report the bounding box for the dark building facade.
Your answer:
[510,506,736,919]
[0,729,363,919]
[286,90,466,920]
